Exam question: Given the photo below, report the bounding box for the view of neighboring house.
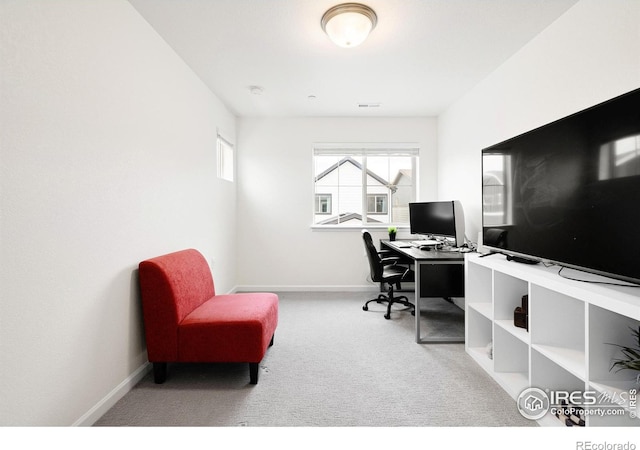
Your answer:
[314,156,414,225]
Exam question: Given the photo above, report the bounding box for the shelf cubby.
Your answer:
[589,304,639,385]
[493,325,529,399]
[465,260,492,303]
[464,260,492,321]
[465,253,640,427]
[465,307,493,372]
[531,348,585,392]
[530,284,586,380]
[588,304,640,426]
[493,271,528,321]
[531,349,587,427]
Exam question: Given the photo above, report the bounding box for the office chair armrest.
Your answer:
[379,250,413,266]
[380,256,402,266]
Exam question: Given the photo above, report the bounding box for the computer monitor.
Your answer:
[409,201,465,248]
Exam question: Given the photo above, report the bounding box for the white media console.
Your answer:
[465,252,640,427]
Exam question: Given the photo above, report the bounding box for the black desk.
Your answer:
[381,240,466,343]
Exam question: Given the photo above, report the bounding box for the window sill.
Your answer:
[311,225,410,232]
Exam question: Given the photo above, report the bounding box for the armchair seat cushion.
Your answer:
[179,293,279,362]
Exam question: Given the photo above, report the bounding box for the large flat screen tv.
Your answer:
[482,87,640,284]
[409,200,465,247]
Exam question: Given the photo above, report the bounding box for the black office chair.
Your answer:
[361,229,415,319]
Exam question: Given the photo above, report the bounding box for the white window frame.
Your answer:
[315,194,332,214]
[312,143,419,229]
[217,134,234,182]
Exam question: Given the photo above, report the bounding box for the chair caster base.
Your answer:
[363,295,417,320]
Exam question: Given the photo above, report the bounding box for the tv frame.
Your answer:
[480,87,640,286]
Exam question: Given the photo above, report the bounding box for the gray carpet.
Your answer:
[94,291,537,427]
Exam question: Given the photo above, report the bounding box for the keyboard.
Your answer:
[389,241,412,248]
[411,239,440,247]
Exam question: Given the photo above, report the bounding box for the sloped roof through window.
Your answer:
[314,156,389,186]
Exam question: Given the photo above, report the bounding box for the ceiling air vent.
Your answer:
[358,103,381,108]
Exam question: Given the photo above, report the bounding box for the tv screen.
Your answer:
[482,87,640,284]
[409,201,465,247]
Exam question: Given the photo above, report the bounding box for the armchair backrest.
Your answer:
[138,248,215,361]
[362,229,383,282]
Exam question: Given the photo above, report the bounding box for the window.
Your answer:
[313,144,418,227]
[217,134,234,182]
[315,194,332,214]
[367,194,388,214]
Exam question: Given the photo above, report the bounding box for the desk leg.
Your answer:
[415,260,465,344]
[415,261,421,343]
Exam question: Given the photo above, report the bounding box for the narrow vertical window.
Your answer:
[217,135,234,182]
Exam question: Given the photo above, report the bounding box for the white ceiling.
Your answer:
[128,0,579,118]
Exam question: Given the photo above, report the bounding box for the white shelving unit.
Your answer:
[465,252,640,427]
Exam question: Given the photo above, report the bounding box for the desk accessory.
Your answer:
[514,294,528,331]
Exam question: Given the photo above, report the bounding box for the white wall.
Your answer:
[5,0,637,427]
[236,117,437,290]
[438,0,640,241]
[0,1,236,425]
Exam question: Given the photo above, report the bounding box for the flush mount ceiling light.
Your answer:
[321,3,377,48]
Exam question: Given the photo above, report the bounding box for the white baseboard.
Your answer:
[73,361,150,426]
[233,285,380,293]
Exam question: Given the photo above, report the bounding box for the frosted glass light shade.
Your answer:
[321,3,377,48]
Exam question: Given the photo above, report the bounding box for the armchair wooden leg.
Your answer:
[249,362,259,385]
[153,362,167,384]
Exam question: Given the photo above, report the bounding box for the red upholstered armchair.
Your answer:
[138,249,278,385]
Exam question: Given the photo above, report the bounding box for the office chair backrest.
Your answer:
[362,229,383,282]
